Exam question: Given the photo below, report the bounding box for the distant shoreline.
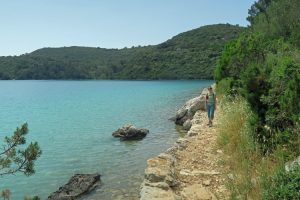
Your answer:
[0,79,213,81]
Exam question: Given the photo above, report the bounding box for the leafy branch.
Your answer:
[0,123,42,177]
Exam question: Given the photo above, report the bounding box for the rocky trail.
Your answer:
[140,107,230,199]
[172,110,229,199]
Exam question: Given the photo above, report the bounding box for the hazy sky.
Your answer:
[0,0,255,56]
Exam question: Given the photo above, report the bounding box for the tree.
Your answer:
[0,123,42,176]
[1,189,11,200]
[247,0,276,24]
[216,0,300,154]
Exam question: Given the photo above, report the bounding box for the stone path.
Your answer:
[172,110,229,200]
[140,109,229,200]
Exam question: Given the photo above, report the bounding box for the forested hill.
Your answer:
[0,24,244,80]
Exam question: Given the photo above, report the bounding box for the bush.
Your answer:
[262,166,300,200]
[215,77,234,97]
[217,96,262,199]
[216,0,300,198]
[215,23,300,154]
[215,32,266,82]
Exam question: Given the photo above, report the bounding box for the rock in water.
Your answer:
[112,124,149,140]
[47,173,101,200]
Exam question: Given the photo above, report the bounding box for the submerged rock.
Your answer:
[112,124,149,140]
[47,173,101,200]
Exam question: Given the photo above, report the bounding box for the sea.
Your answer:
[0,80,213,200]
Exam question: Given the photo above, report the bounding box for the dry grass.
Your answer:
[216,97,285,199]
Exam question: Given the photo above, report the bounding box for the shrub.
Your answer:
[217,96,262,199]
[262,166,300,200]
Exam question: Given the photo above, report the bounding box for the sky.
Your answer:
[0,0,255,56]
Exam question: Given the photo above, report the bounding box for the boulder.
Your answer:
[175,91,207,126]
[47,173,101,200]
[140,153,178,200]
[140,184,178,200]
[144,153,177,187]
[183,119,192,131]
[285,155,300,172]
[168,116,177,121]
[112,124,149,140]
[165,138,189,155]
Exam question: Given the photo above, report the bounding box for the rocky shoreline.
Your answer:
[46,86,220,200]
[139,85,228,200]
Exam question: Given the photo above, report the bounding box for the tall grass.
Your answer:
[217,96,262,199]
[216,96,300,199]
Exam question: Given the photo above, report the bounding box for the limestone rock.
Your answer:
[187,124,203,137]
[285,155,300,172]
[203,179,211,186]
[216,149,223,154]
[140,153,178,200]
[183,119,192,131]
[176,138,189,150]
[180,169,220,176]
[181,184,215,200]
[140,184,177,200]
[175,94,206,125]
[165,146,178,155]
[144,153,177,187]
[227,173,234,180]
[47,173,101,200]
[187,130,198,137]
[143,181,170,191]
[112,124,149,140]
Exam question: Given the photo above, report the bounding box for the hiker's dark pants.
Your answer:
[207,104,215,121]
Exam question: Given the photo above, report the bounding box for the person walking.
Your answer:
[206,86,216,127]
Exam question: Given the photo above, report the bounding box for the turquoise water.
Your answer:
[0,80,213,199]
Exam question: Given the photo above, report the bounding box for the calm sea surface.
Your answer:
[0,80,213,199]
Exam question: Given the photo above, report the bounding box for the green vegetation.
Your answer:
[0,123,42,177]
[0,24,243,80]
[0,124,41,199]
[215,0,300,155]
[217,97,262,199]
[24,196,41,200]
[262,166,300,200]
[216,0,300,199]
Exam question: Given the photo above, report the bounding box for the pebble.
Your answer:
[217,149,223,154]
[203,179,211,186]
[227,173,234,180]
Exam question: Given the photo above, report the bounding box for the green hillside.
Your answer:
[0,24,244,80]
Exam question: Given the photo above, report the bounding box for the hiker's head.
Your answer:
[208,86,212,92]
